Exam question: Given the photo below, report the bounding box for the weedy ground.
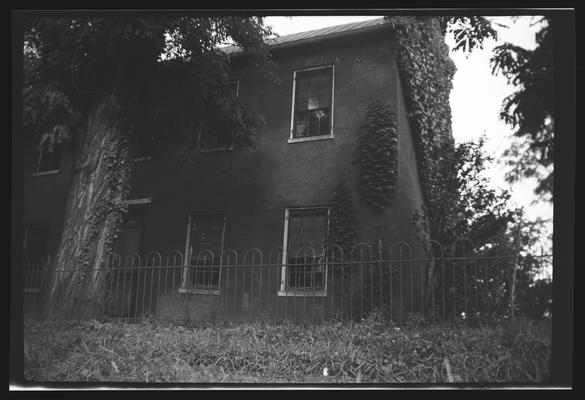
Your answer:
[23,315,551,384]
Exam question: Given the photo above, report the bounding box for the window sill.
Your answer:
[277,290,327,297]
[132,156,152,163]
[32,170,59,177]
[199,147,234,153]
[178,287,220,295]
[288,135,334,144]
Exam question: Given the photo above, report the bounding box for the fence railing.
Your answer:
[22,240,553,324]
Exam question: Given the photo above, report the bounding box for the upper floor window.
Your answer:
[197,81,239,152]
[33,142,62,175]
[290,65,334,142]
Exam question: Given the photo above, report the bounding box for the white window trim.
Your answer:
[132,156,152,163]
[278,206,330,297]
[180,212,227,295]
[199,146,234,153]
[123,198,152,205]
[32,144,61,176]
[32,170,59,177]
[289,64,335,143]
[229,80,240,97]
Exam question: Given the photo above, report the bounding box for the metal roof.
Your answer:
[222,17,389,55]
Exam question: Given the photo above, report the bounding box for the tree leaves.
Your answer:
[490,22,554,200]
[444,16,554,200]
[23,16,276,160]
[443,16,498,53]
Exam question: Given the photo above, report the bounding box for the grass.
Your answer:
[23,315,552,384]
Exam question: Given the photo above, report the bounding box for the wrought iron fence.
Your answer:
[22,239,553,324]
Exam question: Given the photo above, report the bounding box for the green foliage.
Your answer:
[491,19,554,199]
[384,18,515,250]
[326,179,358,256]
[385,17,457,216]
[354,100,398,213]
[440,16,498,52]
[23,16,277,162]
[412,137,514,248]
[23,317,551,383]
[23,17,278,313]
[444,16,554,200]
[23,53,79,150]
[385,17,551,322]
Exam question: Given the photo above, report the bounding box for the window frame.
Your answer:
[197,80,240,153]
[113,198,152,267]
[278,206,330,297]
[288,65,335,144]
[23,224,50,293]
[123,198,152,206]
[32,142,62,176]
[180,212,227,295]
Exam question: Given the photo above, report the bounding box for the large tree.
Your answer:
[22,15,277,318]
[443,16,554,200]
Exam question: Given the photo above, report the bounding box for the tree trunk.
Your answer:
[46,90,132,320]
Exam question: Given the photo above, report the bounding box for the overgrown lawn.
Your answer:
[23,316,551,384]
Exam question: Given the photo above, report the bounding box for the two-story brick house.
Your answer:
[23,18,428,322]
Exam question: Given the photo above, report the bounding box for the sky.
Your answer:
[265,15,553,251]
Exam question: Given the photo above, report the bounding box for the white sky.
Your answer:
[265,15,553,250]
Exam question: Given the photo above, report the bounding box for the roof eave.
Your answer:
[226,21,392,59]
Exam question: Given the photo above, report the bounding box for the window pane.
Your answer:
[286,208,328,290]
[189,214,224,289]
[114,203,148,262]
[197,81,239,151]
[24,224,49,260]
[293,67,332,138]
[35,143,62,173]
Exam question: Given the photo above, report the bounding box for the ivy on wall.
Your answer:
[327,178,358,256]
[385,16,457,214]
[354,100,399,213]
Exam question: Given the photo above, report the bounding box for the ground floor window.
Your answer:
[279,207,329,295]
[23,223,50,293]
[182,213,226,293]
[115,199,151,263]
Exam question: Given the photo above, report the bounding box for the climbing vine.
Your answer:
[327,178,358,257]
[71,95,133,309]
[384,17,458,238]
[354,100,399,213]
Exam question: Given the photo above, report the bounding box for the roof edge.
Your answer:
[224,17,391,57]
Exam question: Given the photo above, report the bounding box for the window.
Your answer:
[33,142,62,175]
[181,213,226,294]
[197,81,239,152]
[279,207,330,295]
[114,199,151,262]
[132,134,155,162]
[290,66,334,142]
[23,223,49,293]
[23,223,49,260]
